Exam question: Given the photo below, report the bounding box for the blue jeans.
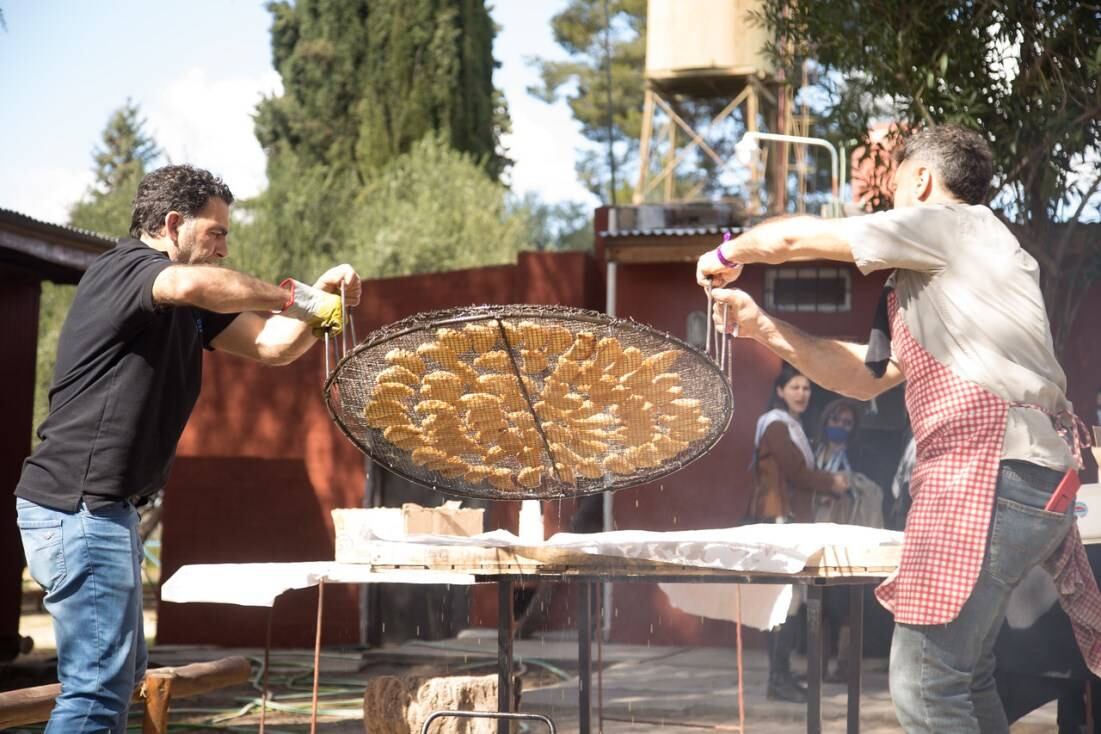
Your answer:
[17,497,147,733]
[889,460,1074,733]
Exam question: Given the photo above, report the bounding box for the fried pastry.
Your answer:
[382,424,423,450]
[554,462,577,485]
[641,349,682,373]
[463,323,501,353]
[592,336,623,370]
[411,446,449,468]
[372,382,415,401]
[464,465,492,484]
[550,357,580,383]
[474,350,513,372]
[435,327,470,354]
[521,349,549,373]
[577,459,604,479]
[603,454,635,475]
[415,400,458,420]
[562,331,595,361]
[384,349,426,376]
[364,399,410,428]
[421,371,464,403]
[376,365,420,387]
[417,342,460,369]
[518,321,547,350]
[488,468,517,491]
[544,324,574,353]
[517,466,544,488]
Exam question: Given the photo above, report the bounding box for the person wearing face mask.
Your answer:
[812,399,886,683]
[751,364,849,702]
[14,165,363,733]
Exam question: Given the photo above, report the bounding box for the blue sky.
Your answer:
[0,1,599,225]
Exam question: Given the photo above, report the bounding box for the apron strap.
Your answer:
[1011,403,1092,469]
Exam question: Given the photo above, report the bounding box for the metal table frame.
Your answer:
[224,561,886,734]
[486,573,879,734]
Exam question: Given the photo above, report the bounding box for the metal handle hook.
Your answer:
[340,283,348,361]
[704,283,714,361]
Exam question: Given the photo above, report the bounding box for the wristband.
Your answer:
[279,278,296,312]
[715,244,738,269]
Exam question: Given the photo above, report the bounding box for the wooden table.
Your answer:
[163,537,899,734]
[347,538,898,734]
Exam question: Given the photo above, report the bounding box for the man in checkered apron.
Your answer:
[697,124,1101,733]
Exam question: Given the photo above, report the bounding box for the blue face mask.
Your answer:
[825,425,851,444]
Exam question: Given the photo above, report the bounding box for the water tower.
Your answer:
[636,0,811,213]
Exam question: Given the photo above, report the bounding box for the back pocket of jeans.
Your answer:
[988,498,1071,587]
[17,520,65,592]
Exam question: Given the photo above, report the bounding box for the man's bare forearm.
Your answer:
[724,216,855,266]
[753,315,902,400]
[154,265,288,313]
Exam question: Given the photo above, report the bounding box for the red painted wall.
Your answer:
[155,228,1101,649]
[156,252,601,646]
[0,273,39,660]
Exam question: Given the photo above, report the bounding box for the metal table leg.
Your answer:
[311,579,325,734]
[806,584,823,734]
[847,585,864,734]
[578,582,593,734]
[498,580,515,734]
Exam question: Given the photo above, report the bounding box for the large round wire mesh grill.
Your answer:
[324,305,733,500]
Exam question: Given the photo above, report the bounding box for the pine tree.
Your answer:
[236,0,528,283]
[35,103,161,442]
[69,100,160,237]
[255,0,508,180]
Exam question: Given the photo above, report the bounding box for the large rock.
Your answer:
[363,673,519,734]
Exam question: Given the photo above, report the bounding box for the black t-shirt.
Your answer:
[16,239,239,511]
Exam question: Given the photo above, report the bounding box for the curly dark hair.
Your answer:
[129,165,234,238]
[892,124,994,206]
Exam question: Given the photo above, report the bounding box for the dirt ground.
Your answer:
[3,576,1063,733]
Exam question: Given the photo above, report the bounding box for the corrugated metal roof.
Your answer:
[599,225,745,239]
[0,207,116,246]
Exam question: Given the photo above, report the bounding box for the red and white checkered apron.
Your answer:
[877,292,1101,673]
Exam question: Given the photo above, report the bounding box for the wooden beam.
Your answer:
[0,656,251,729]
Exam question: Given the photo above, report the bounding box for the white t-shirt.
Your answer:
[839,203,1074,471]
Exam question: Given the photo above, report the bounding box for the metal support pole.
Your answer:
[806,584,824,734]
[260,608,272,733]
[578,582,593,734]
[847,585,865,734]
[635,89,655,203]
[498,580,515,734]
[311,579,324,734]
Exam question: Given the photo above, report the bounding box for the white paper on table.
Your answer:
[659,582,793,631]
[160,561,474,607]
[390,523,901,576]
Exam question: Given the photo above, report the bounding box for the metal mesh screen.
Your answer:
[324,305,733,500]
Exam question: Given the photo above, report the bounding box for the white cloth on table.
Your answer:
[160,561,475,607]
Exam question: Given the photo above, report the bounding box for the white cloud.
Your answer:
[146,67,283,199]
[500,92,601,207]
[0,166,93,225]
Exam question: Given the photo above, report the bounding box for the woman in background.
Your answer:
[751,364,848,702]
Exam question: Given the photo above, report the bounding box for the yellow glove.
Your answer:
[280,278,344,336]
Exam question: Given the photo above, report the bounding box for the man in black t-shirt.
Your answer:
[15,165,361,733]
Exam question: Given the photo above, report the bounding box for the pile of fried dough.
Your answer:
[363,320,711,492]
